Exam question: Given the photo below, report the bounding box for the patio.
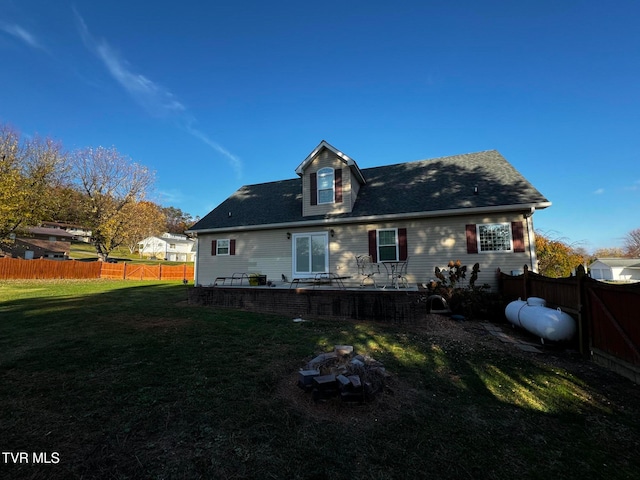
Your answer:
[188,280,425,324]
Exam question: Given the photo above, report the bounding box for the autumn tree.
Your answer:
[535,232,587,277]
[162,206,196,234]
[121,201,166,254]
[0,125,68,241]
[70,146,155,260]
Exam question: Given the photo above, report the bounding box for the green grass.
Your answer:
[70,242,188,265]
[1,280,639,479]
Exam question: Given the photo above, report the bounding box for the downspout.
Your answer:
[193,235,199,286]
[524,207,536,272]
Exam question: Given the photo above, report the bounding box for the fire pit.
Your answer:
[297,345,388,403]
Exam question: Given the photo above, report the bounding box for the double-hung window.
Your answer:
[317,168,334,204]
[378,229,399,261]
[216,239,230,255]
[368,228,408,262]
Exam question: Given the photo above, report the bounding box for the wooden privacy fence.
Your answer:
[498,265,640,384]
[0,257,193,281]
[100,262,194,281]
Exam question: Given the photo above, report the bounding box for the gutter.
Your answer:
[186,202,552,235]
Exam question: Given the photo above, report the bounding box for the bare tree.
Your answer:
[624,228,640,257]
[71,146,155,260]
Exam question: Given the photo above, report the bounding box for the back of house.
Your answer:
[188,141,551,290]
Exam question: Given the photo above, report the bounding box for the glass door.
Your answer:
[293,232,329,277]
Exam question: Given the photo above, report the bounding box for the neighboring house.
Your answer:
[187,141,551,289]
[588,258,640,282]
[41,221,92,243]
[2,226,73,260]
[138,233,196,262]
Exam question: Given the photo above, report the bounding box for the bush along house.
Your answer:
[187,141,550,290]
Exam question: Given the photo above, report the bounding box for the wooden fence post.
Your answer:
[575,264,588,357]
[523,264,529,299]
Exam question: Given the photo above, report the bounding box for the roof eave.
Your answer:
[186,202,551,235]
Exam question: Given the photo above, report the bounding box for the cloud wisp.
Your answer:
[73,10,242,178]
[0,22,46,51]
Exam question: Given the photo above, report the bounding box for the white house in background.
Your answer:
[588,258,640,283]
[41,221,92,243]
[138,233,196,262]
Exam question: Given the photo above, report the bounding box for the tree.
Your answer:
[593,247,626,258]
[121,201,166,254]
[71,146,155,260]
[0,125,68,240]
[624,228,640,257]
[535,232,586,277]
[162,206,196,234]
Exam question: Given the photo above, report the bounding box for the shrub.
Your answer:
[426,261,501,320]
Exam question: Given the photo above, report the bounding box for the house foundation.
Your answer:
[188,286,425,324]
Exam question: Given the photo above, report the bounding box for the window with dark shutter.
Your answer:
[310,172,317,206]
[511,221,525,253]
[213,239,235,256]
[334,168,343,203]
[466,224,478,254]
[398,228,408,261]
[369,228,407,262]
[368,230,377,262]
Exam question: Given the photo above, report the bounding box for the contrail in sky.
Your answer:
[73,10,242,178]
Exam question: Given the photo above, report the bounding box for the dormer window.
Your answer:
[317,168,334,204]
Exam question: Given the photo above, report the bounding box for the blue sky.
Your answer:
[1,1,638,253]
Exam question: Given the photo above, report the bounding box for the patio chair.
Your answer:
[356,254,380,287]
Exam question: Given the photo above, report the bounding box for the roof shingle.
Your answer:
[190,149,549,232]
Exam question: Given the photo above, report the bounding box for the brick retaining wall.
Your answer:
[188,286,426,324]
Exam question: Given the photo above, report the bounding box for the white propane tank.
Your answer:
[505,297,576,342]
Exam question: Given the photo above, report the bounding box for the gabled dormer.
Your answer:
[296,140,366,217]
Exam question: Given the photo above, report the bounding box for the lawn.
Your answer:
[0,280,639,479]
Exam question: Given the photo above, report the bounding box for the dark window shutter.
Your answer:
[511,221,525,253]
[368,230,377,262]
[334,168,343,203]
[398,228,408,261]
[310,172,318,206]
[211,240,217,256]
[466,225,478,254]
[230,239,236,256]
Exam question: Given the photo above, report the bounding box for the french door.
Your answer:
[293,232,329,277]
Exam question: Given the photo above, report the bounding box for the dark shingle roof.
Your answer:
[190,150,549,232]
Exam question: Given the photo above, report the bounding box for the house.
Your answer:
[588,258,640,282]
[138,233,196,262]
[2,226,73,260]
[41,221,92,243]
[187,141,551,290]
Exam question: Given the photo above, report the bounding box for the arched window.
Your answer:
[317,168,334,204]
